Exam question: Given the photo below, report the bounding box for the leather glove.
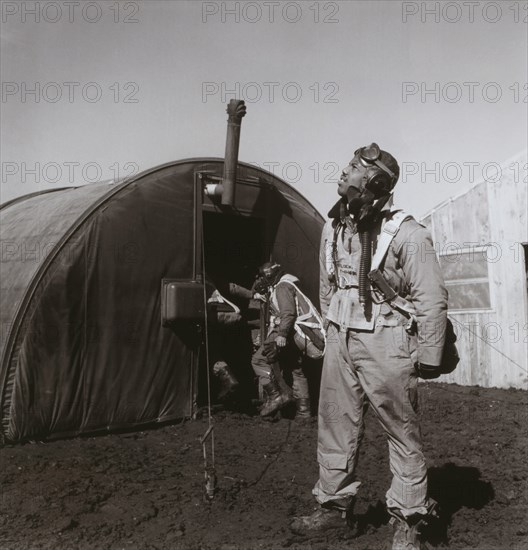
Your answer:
[415,362,442,380]
[263,340,279,362]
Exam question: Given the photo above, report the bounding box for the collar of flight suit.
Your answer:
[328,194,401,225]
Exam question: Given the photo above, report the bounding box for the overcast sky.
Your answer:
[1,0,527,217]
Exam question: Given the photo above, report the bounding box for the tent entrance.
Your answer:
[200,211,267,403]
[202,211,266,289]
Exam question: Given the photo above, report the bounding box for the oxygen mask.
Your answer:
[259,262,283,287]
[346,185,387,230]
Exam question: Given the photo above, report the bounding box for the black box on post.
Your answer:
[161,279,205,326]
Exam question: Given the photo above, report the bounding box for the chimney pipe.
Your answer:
[221,99,246,206]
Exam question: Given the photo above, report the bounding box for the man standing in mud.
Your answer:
[291,144,448,550]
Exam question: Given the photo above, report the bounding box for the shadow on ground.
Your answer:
[342,463,495,544]
[423,462,495,546]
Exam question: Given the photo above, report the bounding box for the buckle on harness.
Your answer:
[382,220,400,236]
[368,269,417,334]
[337,273,358,290]
[368,269,396,301]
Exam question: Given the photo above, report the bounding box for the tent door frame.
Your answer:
[193,172,206,283]
[187,172,207,417]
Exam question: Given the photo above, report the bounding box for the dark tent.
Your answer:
[0,159,324,444]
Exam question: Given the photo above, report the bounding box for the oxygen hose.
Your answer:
[358,230,372,306]
[356,195,390,307]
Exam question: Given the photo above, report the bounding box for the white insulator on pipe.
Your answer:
[205,183,223,197]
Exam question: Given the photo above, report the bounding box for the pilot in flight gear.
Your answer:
[291,144,447,550]
[251,262,311,418]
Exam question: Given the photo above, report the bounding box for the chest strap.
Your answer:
[368,211,417,320]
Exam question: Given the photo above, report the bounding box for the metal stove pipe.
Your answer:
[221,99,246,206]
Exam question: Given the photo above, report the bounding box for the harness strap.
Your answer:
[276,278,327,347]
[331,223,341,280]
[297,311,315,322]
[208,289,241,314]
[371,211,408,270]
[368,211,418,320]
[332,222,360,290]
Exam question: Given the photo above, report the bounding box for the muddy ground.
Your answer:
[0,382,526,550]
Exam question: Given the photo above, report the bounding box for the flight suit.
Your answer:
[314,205,447,518]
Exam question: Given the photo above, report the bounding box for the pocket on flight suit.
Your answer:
[317,450,348,471]
[407,332,418,366]
[377,312,409,358]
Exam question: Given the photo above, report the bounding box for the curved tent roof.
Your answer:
[0,159,324,443]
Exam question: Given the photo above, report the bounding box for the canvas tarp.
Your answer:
[1,165,199,442]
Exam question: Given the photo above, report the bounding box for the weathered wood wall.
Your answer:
[422,153,527,389]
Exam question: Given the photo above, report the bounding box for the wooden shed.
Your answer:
[421,151,528,389]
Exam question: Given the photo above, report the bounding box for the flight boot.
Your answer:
[391,518,421,550]
[213,361,239,401]
[290,505,354,535]
[389,499,437,550]
[295,397,311,419]
[260,380,293,417]
[292,368,310,419]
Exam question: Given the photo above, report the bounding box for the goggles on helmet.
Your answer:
[354,143,396,184]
